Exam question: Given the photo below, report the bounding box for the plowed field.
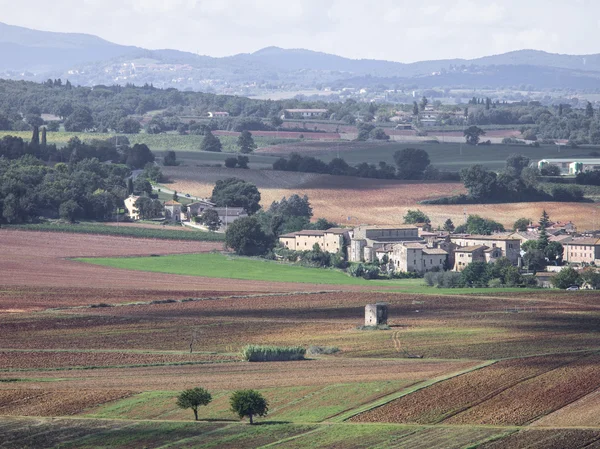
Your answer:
[479,429,600,449]
[350,353,591,424]
[0,389,133,416]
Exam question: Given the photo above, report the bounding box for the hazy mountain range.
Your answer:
[2,21,600,92]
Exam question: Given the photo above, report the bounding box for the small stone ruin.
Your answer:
[365,303,388,326]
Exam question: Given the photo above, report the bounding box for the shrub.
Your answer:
[307,345,340,355]
[241,345,306,362]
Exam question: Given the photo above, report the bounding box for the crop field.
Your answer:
[0,130,290,152]
[257,140,571,170]
[351,352,600,426]
[162,165,600,229]
[3,232,600,447]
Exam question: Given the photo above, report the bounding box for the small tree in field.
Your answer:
[176,387,212,421]
[230,390,268,424]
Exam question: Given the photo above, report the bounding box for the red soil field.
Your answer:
[0,389,133,416]
[0,231,374,311]
[0,350,235,370]
[446,353,600,425]
[0,358,478,392]
[479,429,600,449]
[350,353,586,424]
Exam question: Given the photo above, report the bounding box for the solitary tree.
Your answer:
[176,387,212,421]
[412,101,419,116]
[443,218,455,232]
[403,209,430,224]
[163,150,177,166]
[237,130,257,154]
[201,130,222,152]
[513,218,530,232]
[230,390,268,424]
[172,190,179,202]
[225,216,272,256]
[393,148,431,180]
[464,126,485,145]
[199,209,221,231]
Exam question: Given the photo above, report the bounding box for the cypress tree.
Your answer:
[41,127,47,146]
[31,126,40,146]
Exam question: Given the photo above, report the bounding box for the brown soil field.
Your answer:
[479,429,600,449]
[532,388,600,427]
[350,353,588,424]
[0,389,133,416]
[163,166,600,229]
[0,350,235,369]
[0,358,477,392]
[0,231,374,311]
[446,353,600,425]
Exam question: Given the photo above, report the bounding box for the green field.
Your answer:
[7,222,225,242]
[270,141,592,171]
[0,130,292,153]
[78,252,540,294]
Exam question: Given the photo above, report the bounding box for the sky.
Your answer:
[1,0,600,62]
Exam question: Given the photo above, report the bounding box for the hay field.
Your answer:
[162,166,600,229]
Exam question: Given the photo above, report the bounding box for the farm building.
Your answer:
[164,200,182,222]
[207,111,229,118]
[124,195,140,221]
[453,245,502,272]
[279,228,349,254]
[212,207,248,228]
[388,242,448,274]
[450,235,521,265]
[349,225,421,263]
[186,200,216,219]
[282,109,328,119]
[538,158,600,174]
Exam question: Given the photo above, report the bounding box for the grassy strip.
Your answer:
[4,222,225,242]
[330,360,496,423]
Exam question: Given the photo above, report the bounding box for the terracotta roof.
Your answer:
[357,225,418,230]
[455,245,487,252]
[164,200,181,206]
[535,272,558,278]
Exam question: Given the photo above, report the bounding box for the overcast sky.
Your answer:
[2,0,599,62]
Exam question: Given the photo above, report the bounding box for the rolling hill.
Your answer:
[2,22,600,91]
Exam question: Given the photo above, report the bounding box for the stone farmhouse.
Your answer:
[389,242,448,273]
[454,245,502,272]
[450,235,521,265]
[164,200,182,222]
[349,225,421,263]
[563,238,600,264]
[212,207,248,227]
[279,228,349,253]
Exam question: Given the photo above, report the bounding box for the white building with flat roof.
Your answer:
[538,158,600,175]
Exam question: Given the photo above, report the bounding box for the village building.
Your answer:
[212,207,248,228]
[282,109,328,119]
[164,200,182,222]
[186,200,216,220]
[124,195,140,221]
[389,242,448,273]
[535,272,557,288]
[453,245,502,271]
[207,111,229,118]
[349,225,421,263]
[279,228,349,254]
[564,238,600,264]
[537,158,600,175]
[450,235,521,265]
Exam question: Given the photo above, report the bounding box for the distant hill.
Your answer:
[2,22,600,91]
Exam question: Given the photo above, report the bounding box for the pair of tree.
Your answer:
[393,148,431,180]
[211,178,261,215]
[224,155,249,169]
[177,388,268,424]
